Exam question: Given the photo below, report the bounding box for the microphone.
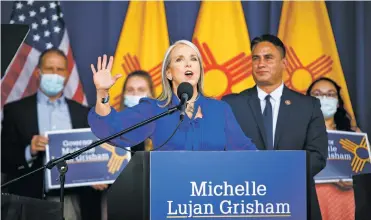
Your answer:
[177,82,194,121]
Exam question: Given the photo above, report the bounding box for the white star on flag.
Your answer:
[29,10,36,17]
[31,22,38,29]
[54,26,61,33]
[33,34,40,42]
[45,42,53,49]
[18,14,26,22]
[44,30,51,37]
[40,6,46,13]
[49,2,57,9]
[52,14,59,21]
[41,17,48,25]
[16,2,23,9]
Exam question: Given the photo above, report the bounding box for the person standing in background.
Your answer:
[119,70,155,153]
[1,48,106,220]
[306,77,361,220]
[222,34,328,220]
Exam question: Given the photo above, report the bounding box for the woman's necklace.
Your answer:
[185,95,199,117]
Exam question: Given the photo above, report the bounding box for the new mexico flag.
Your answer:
[192,1,253,99]
[278,1,357,127]
[110,0,169,110]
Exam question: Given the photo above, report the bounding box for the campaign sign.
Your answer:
[315,130,371,183]
[150,151,307,220]
[45,128,131,190]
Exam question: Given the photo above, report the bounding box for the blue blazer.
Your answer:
[88,94,257,151]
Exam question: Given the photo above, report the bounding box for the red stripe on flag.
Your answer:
[66,46,85,104]
[22,67,39,98]
[1,43,33,108]
[66,46,74,74]
[72,81,84,103]
[148,63,162,73]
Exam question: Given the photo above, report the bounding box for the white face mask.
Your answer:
[123,95,146,108]
[40,73,65,96]
[316,96,338,119]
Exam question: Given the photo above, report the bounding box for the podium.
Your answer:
[1,193,62,220]
[107,151,309,220]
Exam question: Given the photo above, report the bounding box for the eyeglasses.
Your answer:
[310,91,338,98]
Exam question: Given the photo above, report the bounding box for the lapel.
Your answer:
[274,86,292,148]
[245,87,268,149]
[66,99,78,129]
[28,95,40,135]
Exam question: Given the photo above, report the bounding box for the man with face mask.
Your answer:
[1,48,105,220]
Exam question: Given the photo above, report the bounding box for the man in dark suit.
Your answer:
[1,48,105,220]
[222,34,328,220]
[353,173,371,220]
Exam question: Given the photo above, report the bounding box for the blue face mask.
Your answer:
[40,73,65,96]
[316,96,338,119]
[123,95,146,107]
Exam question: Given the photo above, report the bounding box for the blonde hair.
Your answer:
[157,40,205,107]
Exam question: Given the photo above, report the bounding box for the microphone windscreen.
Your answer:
[177,82,193,100]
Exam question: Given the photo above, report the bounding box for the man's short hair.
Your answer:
[251,34,286,58]
[37,48,67,68]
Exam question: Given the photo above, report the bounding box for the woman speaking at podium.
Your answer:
[88,40,257,151]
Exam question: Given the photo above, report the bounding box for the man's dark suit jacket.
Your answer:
[353,173,371,220]
[1,93,109,220]
[1,94,90,199]
[222,86,328,220]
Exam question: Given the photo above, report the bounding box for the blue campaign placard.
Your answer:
[150,151,307,220]
[315,130,371,183]
[45,128,131,190]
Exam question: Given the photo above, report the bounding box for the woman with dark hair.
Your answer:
[306,77,354,131]
[306,77,357,220]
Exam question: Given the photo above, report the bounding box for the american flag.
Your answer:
[1,1,87,109]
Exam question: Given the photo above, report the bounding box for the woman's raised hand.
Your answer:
[91,54,122,91]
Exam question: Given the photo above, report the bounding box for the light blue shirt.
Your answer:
[25,90,72,165]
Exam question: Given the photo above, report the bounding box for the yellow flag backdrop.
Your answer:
[192,1,253,99]
[110,0,169,110]
[278,1,356,127]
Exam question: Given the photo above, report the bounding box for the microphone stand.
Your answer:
[56,161,68,220]
[1,104,183,220]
